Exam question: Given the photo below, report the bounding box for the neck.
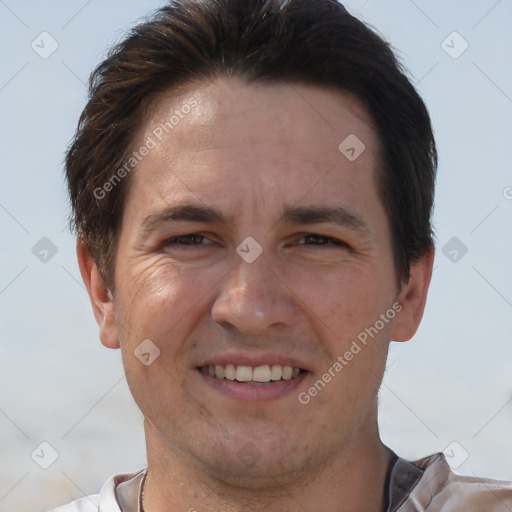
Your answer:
[142,414,393,512]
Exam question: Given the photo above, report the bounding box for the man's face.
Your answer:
[108,78,403,483]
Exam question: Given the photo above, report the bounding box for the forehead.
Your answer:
[125,77,383,226]
[143,76,377,158]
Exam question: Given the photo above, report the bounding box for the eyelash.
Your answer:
[164,233,349,248]
[165,234,210,246]
[295,234,349,247]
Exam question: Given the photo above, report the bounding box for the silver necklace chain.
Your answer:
[139,469,148,512]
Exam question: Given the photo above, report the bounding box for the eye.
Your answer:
[164,234,210,246]
[296,234,349,248]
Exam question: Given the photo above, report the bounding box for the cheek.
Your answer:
[115,256,214,346]
[114,260,207,419]
[313,330,389,416]
[289,266,394,382]
[287,264,381,337]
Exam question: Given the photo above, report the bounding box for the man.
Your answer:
[53,0,512,510]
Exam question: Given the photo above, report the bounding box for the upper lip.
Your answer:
[197,351,310,371]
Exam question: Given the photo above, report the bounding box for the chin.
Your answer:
[183,422,330,489]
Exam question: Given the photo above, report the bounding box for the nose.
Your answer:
[211,254,295,335]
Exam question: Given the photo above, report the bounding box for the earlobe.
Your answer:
[390,248,434,342]
[76,239,120,349]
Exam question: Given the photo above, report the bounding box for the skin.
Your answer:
[78,77,433,512]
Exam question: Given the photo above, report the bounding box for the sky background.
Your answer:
[1,1,511,511]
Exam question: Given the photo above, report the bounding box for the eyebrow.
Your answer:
[280,205,370,238]
[139,204,227,239]
[138,203,371,240]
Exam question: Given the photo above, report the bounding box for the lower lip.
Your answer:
[197,369,309,401]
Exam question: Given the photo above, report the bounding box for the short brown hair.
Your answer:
[66,0,437,289]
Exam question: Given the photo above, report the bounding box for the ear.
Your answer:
[76,239,120,349]
[391,248,434,342]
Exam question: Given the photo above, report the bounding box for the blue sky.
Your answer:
[1,1,511,510]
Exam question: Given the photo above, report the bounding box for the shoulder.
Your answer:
[399,452,512,511]
[49,495,100,512]
[48,469,145,512]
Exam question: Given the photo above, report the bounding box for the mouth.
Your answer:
[198,364,305,384]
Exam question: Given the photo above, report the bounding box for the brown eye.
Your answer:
[298,234,349,247]
[165,234,208,246]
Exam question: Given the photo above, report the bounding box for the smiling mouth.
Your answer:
[198,364,306,384]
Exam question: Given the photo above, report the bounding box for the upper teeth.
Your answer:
[204,364,301,382]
